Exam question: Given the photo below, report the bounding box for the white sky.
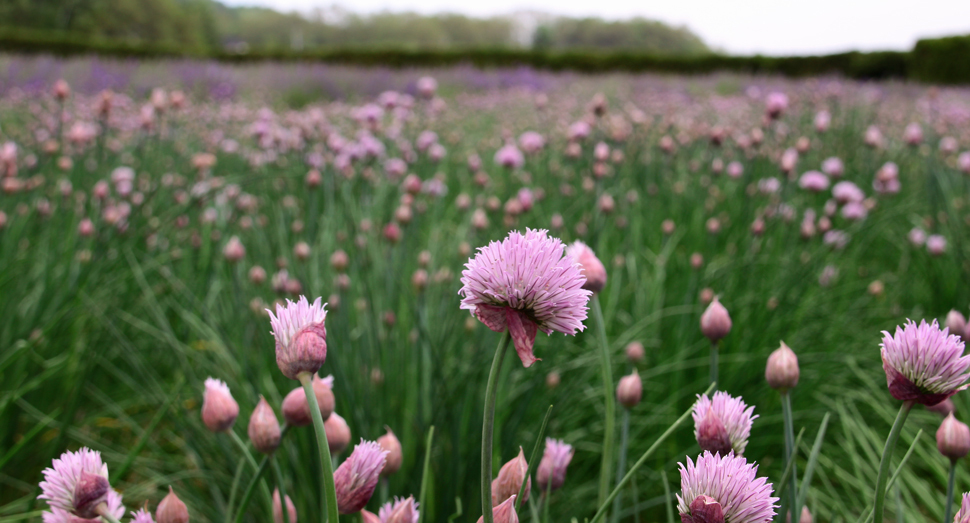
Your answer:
[221,0,970,55]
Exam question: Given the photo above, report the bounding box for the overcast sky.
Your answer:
[222,0,970,55]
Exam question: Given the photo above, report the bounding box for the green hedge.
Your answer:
[0,27,965,83]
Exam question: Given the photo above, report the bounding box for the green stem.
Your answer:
[873,401,913,523]
[781,392,799,523]
[481,332,512,523]
[301,372,341,523]
[589,382,717,523]
[543,472,552,523]
[235,456,271,523]
[593,296,616,512]
[709,340,718,386]
[517,405,554,514]
[229,427,273,514]
[271,455,291,523]
[945,458,957,523]
[418,426,435,523]
[96,505,122,523]
[610,409,631,523]
[225,458,246,523]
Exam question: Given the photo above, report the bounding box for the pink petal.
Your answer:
[475,303,508,333]
[508,310,539,367]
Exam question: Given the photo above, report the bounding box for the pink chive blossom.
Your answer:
[518,132,545,154]
[494,143,525,170]
[814,110,831,132]
[693,392,757,456]
[958,152,970,174]
[677,451,777,523]
[927,235,947,256]
[38,448,116,519]
[726,161,744,179]
[765,92,788,118]
[334,440,389,514]
[458,229,591,368]
[267,296,328,380]
[798,171,829,192]
[568,121,591,141]
[955,493,970,523]
[903,122,923,145]
[535,438,574,492]
[908,228,927,247]
[378,496,419,523]
[821,157,843,177]
[881,319,970,406]
[42,490,125,523]
[832,181,865,204]
[131,508,155,523]
[841,202,868,221]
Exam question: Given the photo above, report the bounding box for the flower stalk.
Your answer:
[481,332,512,523]
[301,371,340,523]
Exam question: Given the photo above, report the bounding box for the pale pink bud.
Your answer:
[379,496,420,523]
[383,223,402,243]
[249,266,267,285]
[616,370,643,408]
[273,489,297,523]
[294,242,311,261]
[306,169,322,188]
[937,413,970,460]
[156,487,189,523]
[335,440,388,514]
[566,241,607,293]
[325,412,352,454]
[53,79,71,100]
[282,374,335,426]
[946,310,967,341]
[695,408,732,457]
[477,495,518,523]
[248,396,281,454]
[223,236,245,262]
[201,378,239,432]
[331,250,349,272]
[492,448,530,506]
[362,510,380,523]
[700,297,732,342]
[625,341,645,363]
[78,218,95,237]
[378,428,403,476]
[73,471,109,518]
[765,341,799,392]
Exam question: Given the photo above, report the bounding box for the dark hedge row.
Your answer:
[1,28,967,83]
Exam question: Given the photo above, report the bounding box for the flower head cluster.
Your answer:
[459,229,591,367]
[378,496,419,523]
[881,319,970,406]
[38,448,117,520]
[955,493,970,523]
[536,438,574,492]
[677,451,777,523]
[335,440,389,514]
[693,392,757,456]
[267,296,328,380]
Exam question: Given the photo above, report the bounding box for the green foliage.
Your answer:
[911,35,970,84]
[533,17,708,55]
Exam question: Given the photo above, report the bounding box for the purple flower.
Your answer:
[693,392,757,456]
[459,229,591,367]
[494,143,524,170]
[955,493,970,523]
[378,496,419,523]
[832,181,865,204]
[928,235,948,256]
[798,171,830,192]
[267,296,328,380]
[881,319,970,405]
[335,440,388,514]
[42,490,125,523]
[131,508,155,523]
[536,438,574,492]
[38,448,115,519]
[677,451,777,523]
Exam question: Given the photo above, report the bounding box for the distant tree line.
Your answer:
[0,0,709,55]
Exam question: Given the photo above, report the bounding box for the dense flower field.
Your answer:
[3,56,970,523]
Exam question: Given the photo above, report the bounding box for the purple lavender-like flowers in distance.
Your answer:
[459,229,591,367]
[880,319,970,406]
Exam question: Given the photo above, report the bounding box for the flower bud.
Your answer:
[282,375,335,426]
[535,438,573,492]
[700,297,732,342]
[361,510,380,523]
[625,341,645,363]
[273,489,298,523]
[156,487,189,523]
[786,506,813,523]
[695,408,732,457]
[325,412,352,454]
[947,310,967,341]
[248,396,281,454]
[223,236,245,262]
[268,296,328,380]
[681,495,724,523]
[379,496,419,523]
[765,341,800,392]
[566,241,607,293]
[201,378,240,432]
[335,440,388,514]
[376,428,403,477]
[928,398,956,417]
[330,250,349,272]
[492,447,530,506]
[616,370,642,409]
[477,495,518,523]
[937,412,970,460]
[72,471,109,518]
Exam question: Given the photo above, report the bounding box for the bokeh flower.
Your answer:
[881,319,970,406]
[38,448,113,519]
[535,438,573,492]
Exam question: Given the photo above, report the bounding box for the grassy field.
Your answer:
[2,57,970,523]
